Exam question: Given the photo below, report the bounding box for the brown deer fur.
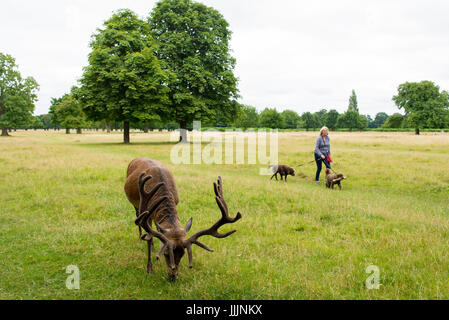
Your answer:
[124,157,242,280]
[269,165,295,182]
[325,168,346,190]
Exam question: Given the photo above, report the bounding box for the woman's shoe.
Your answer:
[315,181,321,184]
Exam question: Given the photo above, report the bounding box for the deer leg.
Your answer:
[338,183,342,190]
[270,173,276,180]
[135,207,142,237]
[146,237,154,274]
[148,219,155,250]
[284,175,287,182]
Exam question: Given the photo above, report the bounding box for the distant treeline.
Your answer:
[25,108,441,133]
[30,83,448,135]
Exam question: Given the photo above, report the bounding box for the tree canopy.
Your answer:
[281,110,300,129]
[382,113,404,129]
[301,112,317,131]
[79,9,171,143]
[53,87,87,134]
[0,53,39,136]
[336,110,360,131]
[235,105,259,129]
[259,108,284,129]
[348,90,358,113]
[149,0,239,141]
[325,109,339,131]
[373,112,389,128]
[393,81,449,134]
[313,109,328,128]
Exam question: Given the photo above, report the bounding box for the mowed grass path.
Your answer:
[0,130,448,299]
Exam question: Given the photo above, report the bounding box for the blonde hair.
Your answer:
[320,126,329,137]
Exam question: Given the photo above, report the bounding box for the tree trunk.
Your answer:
[124,121,130,144]
[415,128,420,135]
[106,122,111,133]
[66,128,70,134]
[76,128,82,134]
[1,127,9,136]
[179,121,188,143]
[143,126,149,133]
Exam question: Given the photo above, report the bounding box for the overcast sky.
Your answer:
[2,0,449,117]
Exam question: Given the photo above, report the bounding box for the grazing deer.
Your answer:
[124,158,242,280]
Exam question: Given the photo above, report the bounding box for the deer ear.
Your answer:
[184,218,193,234]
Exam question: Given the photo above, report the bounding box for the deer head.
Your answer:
[135,174,242,281]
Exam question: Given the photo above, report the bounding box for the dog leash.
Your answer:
[322,158,339,175]
[293,160,315,168]
[294,158,339,175]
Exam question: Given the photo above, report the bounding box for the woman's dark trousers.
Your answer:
[315,153,331,181]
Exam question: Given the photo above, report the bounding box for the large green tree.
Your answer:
[259,108,283,129]
[49,96,64,130]
[325,109,339,131]
[313,109,328,128]
[393,81,449,135]
[373,112,389,128]
[300,112,317,131]
[357,114,369,131]
[38,114,54,130]
[149,0,239,142]
[336,110,360,131]
[281,109,300,129]
[0,53,39,136]
[382,113,404,129]
[235,105,259,129]
[348,89,358,112]
[30,116,43,130]
[54,88,87,134]
[79,9,171,143]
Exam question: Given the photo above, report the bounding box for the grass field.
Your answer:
[1,130,449,300]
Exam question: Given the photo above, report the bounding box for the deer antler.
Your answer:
[135,173,175,270]
[138,173,165,213]
[183,176,242,268]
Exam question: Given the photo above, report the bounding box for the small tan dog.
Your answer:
[325,168,346,190]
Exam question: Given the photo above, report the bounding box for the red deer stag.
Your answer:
[124,158,242,280]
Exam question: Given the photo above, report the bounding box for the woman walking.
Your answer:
[314,126,332,184]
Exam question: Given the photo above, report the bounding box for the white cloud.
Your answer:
[1,0,449,117]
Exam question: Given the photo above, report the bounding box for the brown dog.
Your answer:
[325,168,346,190]
[269,165,295,182]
